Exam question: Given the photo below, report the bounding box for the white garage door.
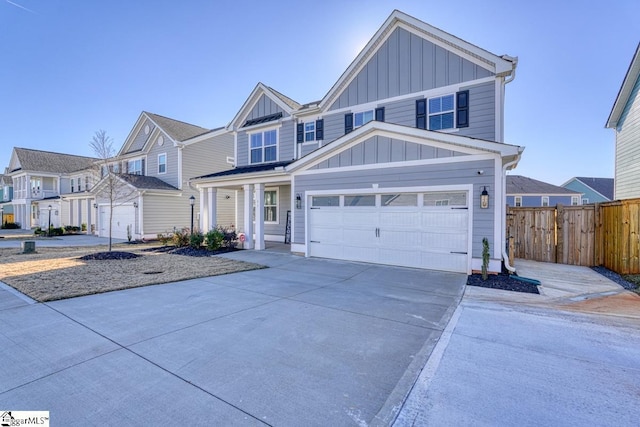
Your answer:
[308,191,470,273]
[99,205,135,240]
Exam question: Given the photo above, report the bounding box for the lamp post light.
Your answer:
[189,195,195,234]
[47,205,52,237]
[1,206,4,227]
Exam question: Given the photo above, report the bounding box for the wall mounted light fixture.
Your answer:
[295,193,302,209]
[480,186,489,209]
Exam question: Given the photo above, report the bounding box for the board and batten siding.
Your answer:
[247,94,289,120]
[145,132,181,188]
[293,159,495,258]
[126,119,155,154]
[615,74,640,199]
[457,81,495,141]
[329,27,493,111]
[236,121,294,167]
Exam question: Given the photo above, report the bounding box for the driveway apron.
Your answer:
[0,251,465,426]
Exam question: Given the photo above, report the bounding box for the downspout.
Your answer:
[502,156,521,273]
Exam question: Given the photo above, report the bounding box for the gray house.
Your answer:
[507,175,582,207]
[193,10,523,274]
[606,42,640,200]
[93,111,235,240]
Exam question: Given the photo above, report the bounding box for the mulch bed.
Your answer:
[79,251,141,260]
[141,246,240,257]
[591,266,637,291]
[467,273,540,294]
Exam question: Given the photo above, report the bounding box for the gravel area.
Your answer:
[591,266,637,291]
[467,273,540,294]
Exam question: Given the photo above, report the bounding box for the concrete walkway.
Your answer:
[0,229,125,248]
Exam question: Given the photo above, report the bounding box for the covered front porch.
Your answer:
[194,163,292,251]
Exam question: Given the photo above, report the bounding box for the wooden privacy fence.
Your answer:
[507,198,640,274]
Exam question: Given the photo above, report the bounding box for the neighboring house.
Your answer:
[6,147,97,230]
[192,10,523,274]
[561,177,614,204]
[0,172,15,224]
[606,42,640,200]
[507,175,582,207]
[92,111,235,240]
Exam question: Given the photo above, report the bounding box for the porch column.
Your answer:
[86,199,92,235]
[199,188,206,231]
[254,183,265,250]
[207,187,217,231]
[243,184,254,249]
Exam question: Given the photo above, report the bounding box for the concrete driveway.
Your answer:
[0,250,465,426]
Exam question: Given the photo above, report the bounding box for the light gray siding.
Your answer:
[183,132,234,180]
[142,194,191,235]
[247,94,288,120]
[300,142,321,158]
[615,74,640,199]
[458,81,496,141]
[237,132,248,166]
[329,27,493,111]
[146,132,180,188]
[321,113,345,146]
[279,120,295,162]
[311,136,468,169]
[127,119,154,153]
[215,190,235,228]
[233,185,290,239]
[293,159,495,257]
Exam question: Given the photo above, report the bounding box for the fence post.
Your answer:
[556,204,564,264]
[594,202,602,266]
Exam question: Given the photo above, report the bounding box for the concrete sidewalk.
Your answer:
[0,230,125,248]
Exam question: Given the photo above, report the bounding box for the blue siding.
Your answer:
[507,195,577,207]
[563,180,609,203]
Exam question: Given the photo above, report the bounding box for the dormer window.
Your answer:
[250,129,278,164]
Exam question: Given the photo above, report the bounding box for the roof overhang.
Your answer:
[606,42,640,129]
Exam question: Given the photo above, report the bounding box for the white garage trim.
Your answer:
[304,184,473,273]
[98,204,136,240]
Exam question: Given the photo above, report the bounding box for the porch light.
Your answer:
[93,203,98,209]
[47,205,52,237]
[295,193,302,209]
[189,195,195,234]
[480,187,489,209]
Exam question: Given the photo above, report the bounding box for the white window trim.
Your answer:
[541,196,550,207]
[158,153,167,175]
[304,121,315,142]
[128,157,144,175]
[253,187,279,224]
[514,196,522,207]
[427,93,455,131]
[582,198,589,204]
[571,196,579,206]
[353,109,374,129]
[248,127,279,165]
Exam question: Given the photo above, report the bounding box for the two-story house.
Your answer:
[606,42,640,200]
[6,147,97,230]
[506,175,582,207]
[92,111,235,240]
[0,171,15,225]
[192,10,523,274]
[561,177,614,204]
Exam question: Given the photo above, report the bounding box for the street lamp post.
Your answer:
[189,195,195,234]
[47,205,52,237]
[0,207,4,228]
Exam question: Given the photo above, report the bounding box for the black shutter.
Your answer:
[344,113,353,134]
[375,107,385,122]
[456,90,469,128]
[416,99,426,129]
[315,119,324,140]
[141,158,145,176]
[296,123,304,143]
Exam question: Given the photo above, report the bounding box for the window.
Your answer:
[312,196,340,207]
[428,94,455,130]
[571,196,579,206]
[582,198,589,204]
[514,196,522,207]
[78,177,82,192]
[158,153,167,174]
[304,122,315,142]
[541,196,550,207]
[297,119,324,143]
[85,176,90,191]
[424,191,467,207]
[128,159,144,175]
[344,195,375,207]
[71,179,75,193]
[264,190,278,223]
[112,162,120,173]
[382,194,417,207]
[354,110,374,128]
[250,129,277,164]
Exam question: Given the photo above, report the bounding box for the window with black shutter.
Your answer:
[375,107,385,122]
[345,113,353,134]
[296,123,304,143]
[416,99,426,129]
[456,90,469,128]
[315,119,324,140]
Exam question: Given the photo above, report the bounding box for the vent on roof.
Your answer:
[243,112,283,128]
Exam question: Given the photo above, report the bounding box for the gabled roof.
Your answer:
[117,174,180,191]
[319,9,517,110]
[507,175,580,195]
[568,177,614,200]
[10,147,96,174]
[144,112,211,142]
[228,83,299,130]
[606,42,640,129]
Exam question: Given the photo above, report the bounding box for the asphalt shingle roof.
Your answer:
[194,161,293,180]
[145,112,211,142]
[267,86,302,110]
[574,177,614,200]
[507,175,580,195]
[12,148,97,174]
[118,174,180,191]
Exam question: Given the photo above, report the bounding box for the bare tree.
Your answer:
[90,130,136,251]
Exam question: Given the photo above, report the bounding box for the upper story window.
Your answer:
[77,177,82,192]
[582,198,589,204]
[541,196,550,207]
[158,153,167,174]
[128,159,144,175]
[354,110,374,128]
[416,90,469,131]
[297,119,324,143]
[571,196,579,206]
[250,129,277,164]
[71,178,75,193]
[112,162,120,173]
[344,107,384,134]
[305,122,315,141]
[85,176,90,191]
[428,95,455,130]
[514,196,522,207]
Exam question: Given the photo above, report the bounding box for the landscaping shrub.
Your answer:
[215,225,238,248]
[34,227,45,235]
[157,232,172,246]
[81,223,87,232]
[1,222,21,229]
[64,225,81,233]
[171,227,190,247]
[205,229,224,251]
[50,227,64,236]
[189,230,204,249]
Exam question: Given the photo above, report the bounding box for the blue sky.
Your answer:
[1,0,638,185]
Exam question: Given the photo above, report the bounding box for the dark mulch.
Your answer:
[141,246,240,257]
[591,266,637,291]
[467,273,540,294]
[79,251,141,261]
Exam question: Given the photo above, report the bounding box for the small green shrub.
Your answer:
[171,227,190,247]
[64,225,81,233]
[81,223,87,232]
[215,225,238,248]
[1,222,21,229]
[34,227,44,235]
[189,230,204,249]
[157,232,172,246]
[482,237,490,280]
[50,227,64,236]
[205,229,224,251]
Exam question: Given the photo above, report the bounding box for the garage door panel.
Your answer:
[99,205,135,240]
[422,233,467,251]
[421,211,467,228]
[343,210,377,225]
[379,248,422,269]
[343,228,376,242]
[380,230,422,247]
[380,211,421,227]
[310,242,344,259]
[343,245,378,262]
[309,209,341,226]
